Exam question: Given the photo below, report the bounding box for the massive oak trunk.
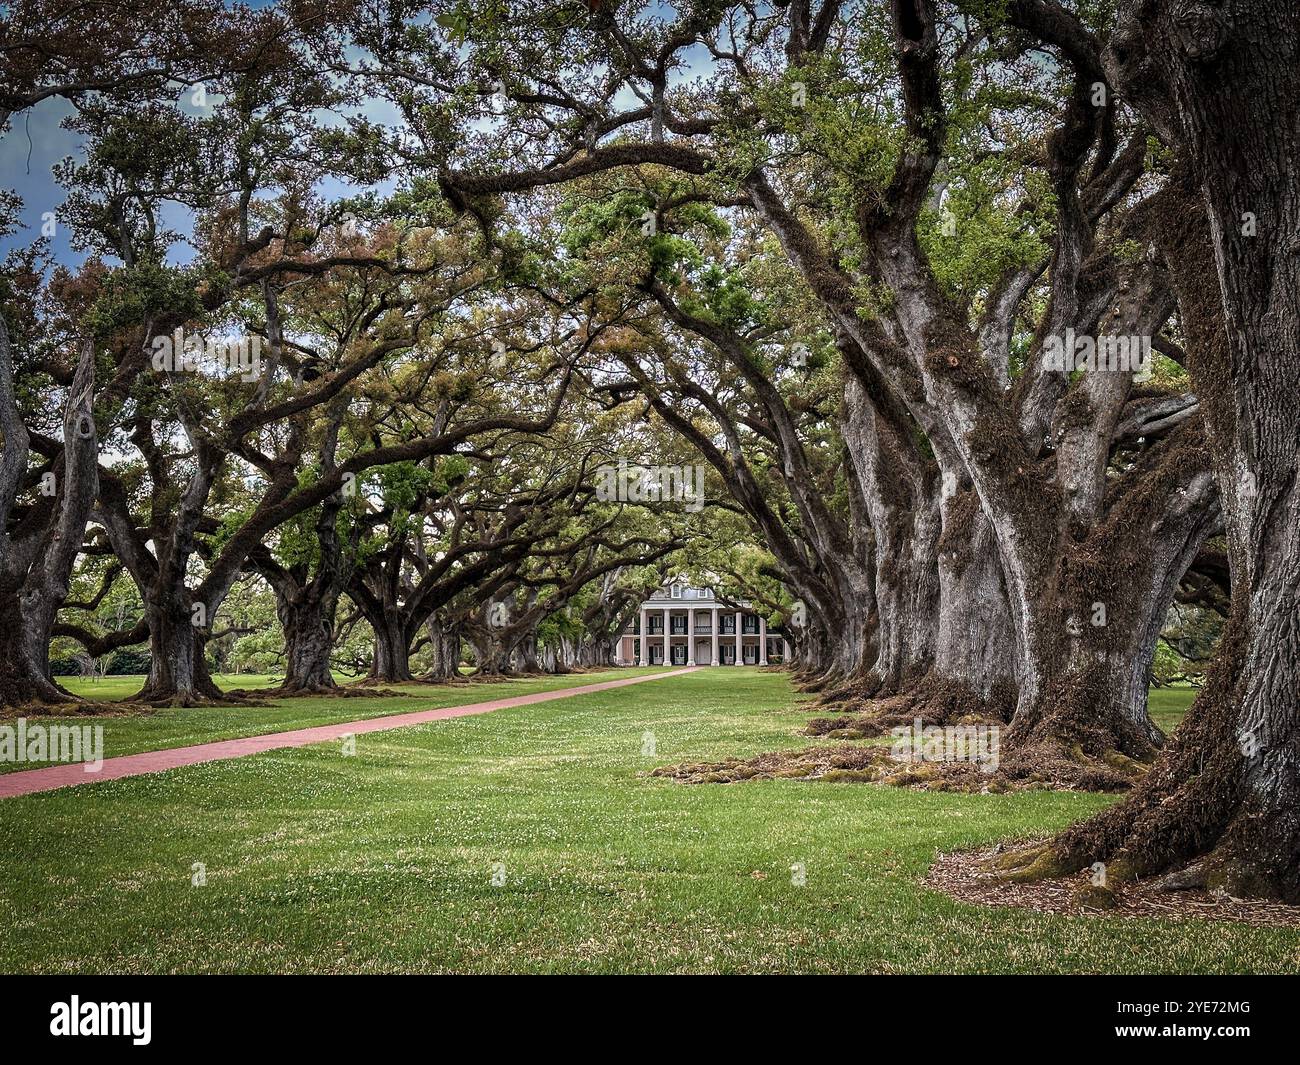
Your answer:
[1005,1,1300,897]
[422,615,462,682]
[369,613,414,683]
[277,588,338,692]
[0,340,99,708]
[841,373,1016,720]
[931,491,1017,713]
[136,596,223,705]
[1001,428,1218,775]
[0,586,66,704]
[577,633,617,668]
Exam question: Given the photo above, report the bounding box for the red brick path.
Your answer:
[0,668,699,800]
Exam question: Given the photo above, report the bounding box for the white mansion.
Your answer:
[617,581,789,666]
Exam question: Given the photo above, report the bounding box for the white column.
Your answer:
[734,611,742,665]
[710,607,718,666]
[686,608,696,665]
[663,607,671,666]
[759,615,768,665]
[640,608,648,665]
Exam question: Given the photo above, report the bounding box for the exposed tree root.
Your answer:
[135,693,273,709]
[982,622,1300,902]
[992,738,1148,793]
[813,672,888,707]
[343,675,413,689]
[0,700,154,719]
[664,724,1144,793]
[928,845,1300,928]
[650,744,1065,792]
[805,675,1015,737]
[249,682,412,699]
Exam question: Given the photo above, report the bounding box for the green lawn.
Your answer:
[0,668,668,774]
[1148,685,1198,735]
[3,670,1290,974]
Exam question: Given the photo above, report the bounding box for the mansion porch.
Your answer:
[616,583,788,666]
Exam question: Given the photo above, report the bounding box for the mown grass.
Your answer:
[2,670,1294,974]
[0,669,667,774]
[1148,685,1198,735]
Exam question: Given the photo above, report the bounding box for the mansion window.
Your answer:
[719,615,736,635]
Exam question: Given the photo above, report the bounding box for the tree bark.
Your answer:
[422,615,462,681]
[136,596,223,705]
[1003,0,1300,897]
[369,613,414,683]
[277,588,338,692]
[0,339,99,707]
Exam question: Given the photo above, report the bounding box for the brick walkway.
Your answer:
[0,668,699,799]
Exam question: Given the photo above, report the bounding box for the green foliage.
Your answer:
[83,261,207,338]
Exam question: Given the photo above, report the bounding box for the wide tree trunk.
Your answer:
[932,500,1016,710]
[1001,1,1300,897]
[469,630,514,675]
[136,596,223,705]
[0,585,69,704]
[422,616,462,682]
[369,614,414,683]
[277,589,338,693]
[580,634,617,668]
[841,374,1016,720]
[0,339,98,708]
[517,629,544,673]
[992,429,1218,780]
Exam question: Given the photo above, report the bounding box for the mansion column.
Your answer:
[640,607,648,665]
[710,607,718,666]
[759,616,768,666]
[734,611,742,666]
[663,606,670,666]
[686,608,696,665]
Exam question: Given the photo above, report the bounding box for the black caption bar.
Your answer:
[0,974,1292,1051]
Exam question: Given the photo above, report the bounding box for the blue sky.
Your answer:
[0,1,711,270]
[0,96,84,263]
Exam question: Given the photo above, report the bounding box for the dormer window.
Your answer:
[671,584,682,599]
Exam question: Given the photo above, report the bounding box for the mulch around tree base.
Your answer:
[926,844,1300,929]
